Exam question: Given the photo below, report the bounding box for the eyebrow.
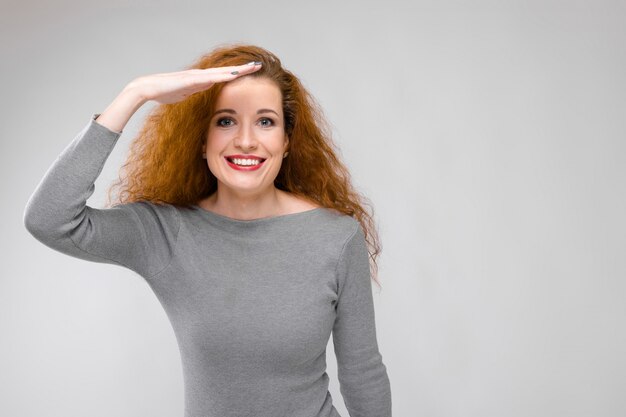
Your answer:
[212,108,280,117]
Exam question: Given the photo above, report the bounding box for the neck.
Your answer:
[200,185,285,220]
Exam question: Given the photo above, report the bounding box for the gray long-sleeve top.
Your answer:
[23,115,392,417]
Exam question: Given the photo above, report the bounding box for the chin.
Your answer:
[224,183,267,195]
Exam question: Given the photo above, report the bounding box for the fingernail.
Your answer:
[246,61,256,66]
[254,61,262,66]
[231,70,239,75]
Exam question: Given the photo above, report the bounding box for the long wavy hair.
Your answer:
[106,44,383,288]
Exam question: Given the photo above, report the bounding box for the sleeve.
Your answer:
[23,114,180,279]
[332,222,392,417]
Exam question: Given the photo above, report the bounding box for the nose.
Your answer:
[234,122,257,150]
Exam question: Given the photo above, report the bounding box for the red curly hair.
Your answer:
[106,44,383,288]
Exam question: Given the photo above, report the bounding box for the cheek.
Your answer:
[267,132,288,150]
[205,132,227,152]
[204,140,223,169]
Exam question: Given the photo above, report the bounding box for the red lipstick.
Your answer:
[224,155,267,171]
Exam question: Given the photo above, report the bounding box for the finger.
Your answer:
[231,61,263,75]
[176,62,262,96]
[190,62,262,85]
[183,71,241,93]
[192,62,262,76]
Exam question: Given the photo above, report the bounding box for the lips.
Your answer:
[225,154,267,162]
[224,155,267,171]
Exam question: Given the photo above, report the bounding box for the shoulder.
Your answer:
[309,207,362,247]
[112,200,181,235]
[114,200,177,215]
[279,190,360,240]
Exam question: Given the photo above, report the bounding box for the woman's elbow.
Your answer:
[23,200,57,240]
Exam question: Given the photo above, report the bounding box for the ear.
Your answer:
[284,134,289,150]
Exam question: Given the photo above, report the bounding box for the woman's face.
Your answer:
[202,76,288,197]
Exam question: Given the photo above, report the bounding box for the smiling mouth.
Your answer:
[224,156,268,171]
[225,156,267,166]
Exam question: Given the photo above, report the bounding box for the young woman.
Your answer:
[24,44,392,417]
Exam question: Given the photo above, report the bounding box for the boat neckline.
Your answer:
[189,204,325,224]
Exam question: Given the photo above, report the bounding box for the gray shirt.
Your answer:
[23,115,392,417]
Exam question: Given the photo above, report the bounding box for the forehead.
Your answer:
[215,76,282,111]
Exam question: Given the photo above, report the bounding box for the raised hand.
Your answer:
[95,61,262,133]
[128,61,262,105]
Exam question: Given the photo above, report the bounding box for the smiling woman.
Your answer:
[23,44,392,417]
[102,45,383,274]
[200,76,289,206]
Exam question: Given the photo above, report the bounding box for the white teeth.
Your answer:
[231,158,261,166]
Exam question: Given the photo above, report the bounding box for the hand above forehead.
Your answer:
[128,61,263,105]
[94,61,263,133]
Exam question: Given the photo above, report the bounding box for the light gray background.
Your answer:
[2,1,625,416]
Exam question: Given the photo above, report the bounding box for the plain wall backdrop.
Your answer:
[2,0,625,416]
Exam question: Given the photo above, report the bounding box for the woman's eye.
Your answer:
[217,117,234,127]
[259,117,274,127]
